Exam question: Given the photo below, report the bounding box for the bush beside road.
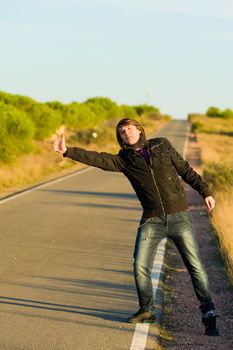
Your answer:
[189,114,233,284]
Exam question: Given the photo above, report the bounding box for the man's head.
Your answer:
[116,118,146,149]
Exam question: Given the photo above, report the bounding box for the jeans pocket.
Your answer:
[183,211,194,225]
[139,217,153,228]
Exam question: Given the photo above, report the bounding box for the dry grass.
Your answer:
[197,133,233,168]
[195,131,233,283]
[212,190,233,282]
[190,115,233,282]
[0,141,81,196]
[191,114,233,135]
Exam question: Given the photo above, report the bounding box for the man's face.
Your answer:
[118,124,141,145]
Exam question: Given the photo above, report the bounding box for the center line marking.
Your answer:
[130,238,167,350]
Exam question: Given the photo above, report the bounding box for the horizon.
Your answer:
[0,89,203,120]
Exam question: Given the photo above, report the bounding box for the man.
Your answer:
[54,118,218,336]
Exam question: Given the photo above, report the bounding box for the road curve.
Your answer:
[0,120,189,350]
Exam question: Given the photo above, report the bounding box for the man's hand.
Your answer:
[205,196,215,212]
[54,133,67,154]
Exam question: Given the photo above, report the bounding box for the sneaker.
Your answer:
[202,310,219,336]
[128,309,156,324]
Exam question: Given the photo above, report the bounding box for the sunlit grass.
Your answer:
[212,190,233,282]
[190,114,233,135]
[0,141,79,195]
[191,118,233,284]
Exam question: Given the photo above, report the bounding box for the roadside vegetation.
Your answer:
[0,90,171,195]
[189,107,233,283]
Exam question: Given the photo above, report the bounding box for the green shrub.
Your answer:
[28,103,62,140]
[117,105,138,119]
[206,106,221,118]
[0,102,35,162]
[203,161,233,191]
[133,104,159,116]
[221,108,233,119]
[62,103,99,128]
[191,121,203,132]
[84,102,107,121]
[205,106,233,120]
[84,97,119,120]
[85,96,117,111]
[0,91,36,112]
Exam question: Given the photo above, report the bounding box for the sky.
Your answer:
[1,0,233,119]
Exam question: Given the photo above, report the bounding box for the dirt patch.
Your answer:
[160,133,233,349]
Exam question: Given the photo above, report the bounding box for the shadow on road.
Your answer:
[0,295,130,322]
[0,275,137,324]
[40,189,137,201]
[38,189,141,211]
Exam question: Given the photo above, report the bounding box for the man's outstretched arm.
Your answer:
[54,133,124,172]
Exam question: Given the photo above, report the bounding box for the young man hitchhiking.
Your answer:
[54,118,219,336]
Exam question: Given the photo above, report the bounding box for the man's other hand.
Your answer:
[205,196,215,212]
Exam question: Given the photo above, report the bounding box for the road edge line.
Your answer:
[0,167,92,205]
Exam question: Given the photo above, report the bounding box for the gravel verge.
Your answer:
[160,134,233,350]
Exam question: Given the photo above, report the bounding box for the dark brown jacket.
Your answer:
[64,137,211,218]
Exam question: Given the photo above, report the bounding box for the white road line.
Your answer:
[130,239,167,350]
[0,167,92,205]
[130,324,150,350]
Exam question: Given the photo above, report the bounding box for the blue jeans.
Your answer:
[133,210,214,314]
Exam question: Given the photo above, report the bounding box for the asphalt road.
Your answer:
[0,120,189,350]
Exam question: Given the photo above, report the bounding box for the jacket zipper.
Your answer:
[149,166,166,217]
[139,150,166,217]
[148,149,166,217]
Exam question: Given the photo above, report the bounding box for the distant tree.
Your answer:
[29,104,62,140]
[133,104,159,116]
[83,102,107,122]
[46,100,65,112]
[75,103,100,127]
[62,103,79,127]
[85,97,117,110]
[206,106,221,118]
[85,97,119,119]
[63,102,102,128]
[221,108,233,119]
[118,105,138,119]
[0,91,36,112]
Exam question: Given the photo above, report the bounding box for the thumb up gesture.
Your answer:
[54,132,67,154]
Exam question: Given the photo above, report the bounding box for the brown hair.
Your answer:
[116,118,146,148]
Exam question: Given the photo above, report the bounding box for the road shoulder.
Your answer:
[160,133,233,349]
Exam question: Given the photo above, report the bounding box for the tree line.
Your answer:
[0,91,166,163]
[189,106,233,120]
